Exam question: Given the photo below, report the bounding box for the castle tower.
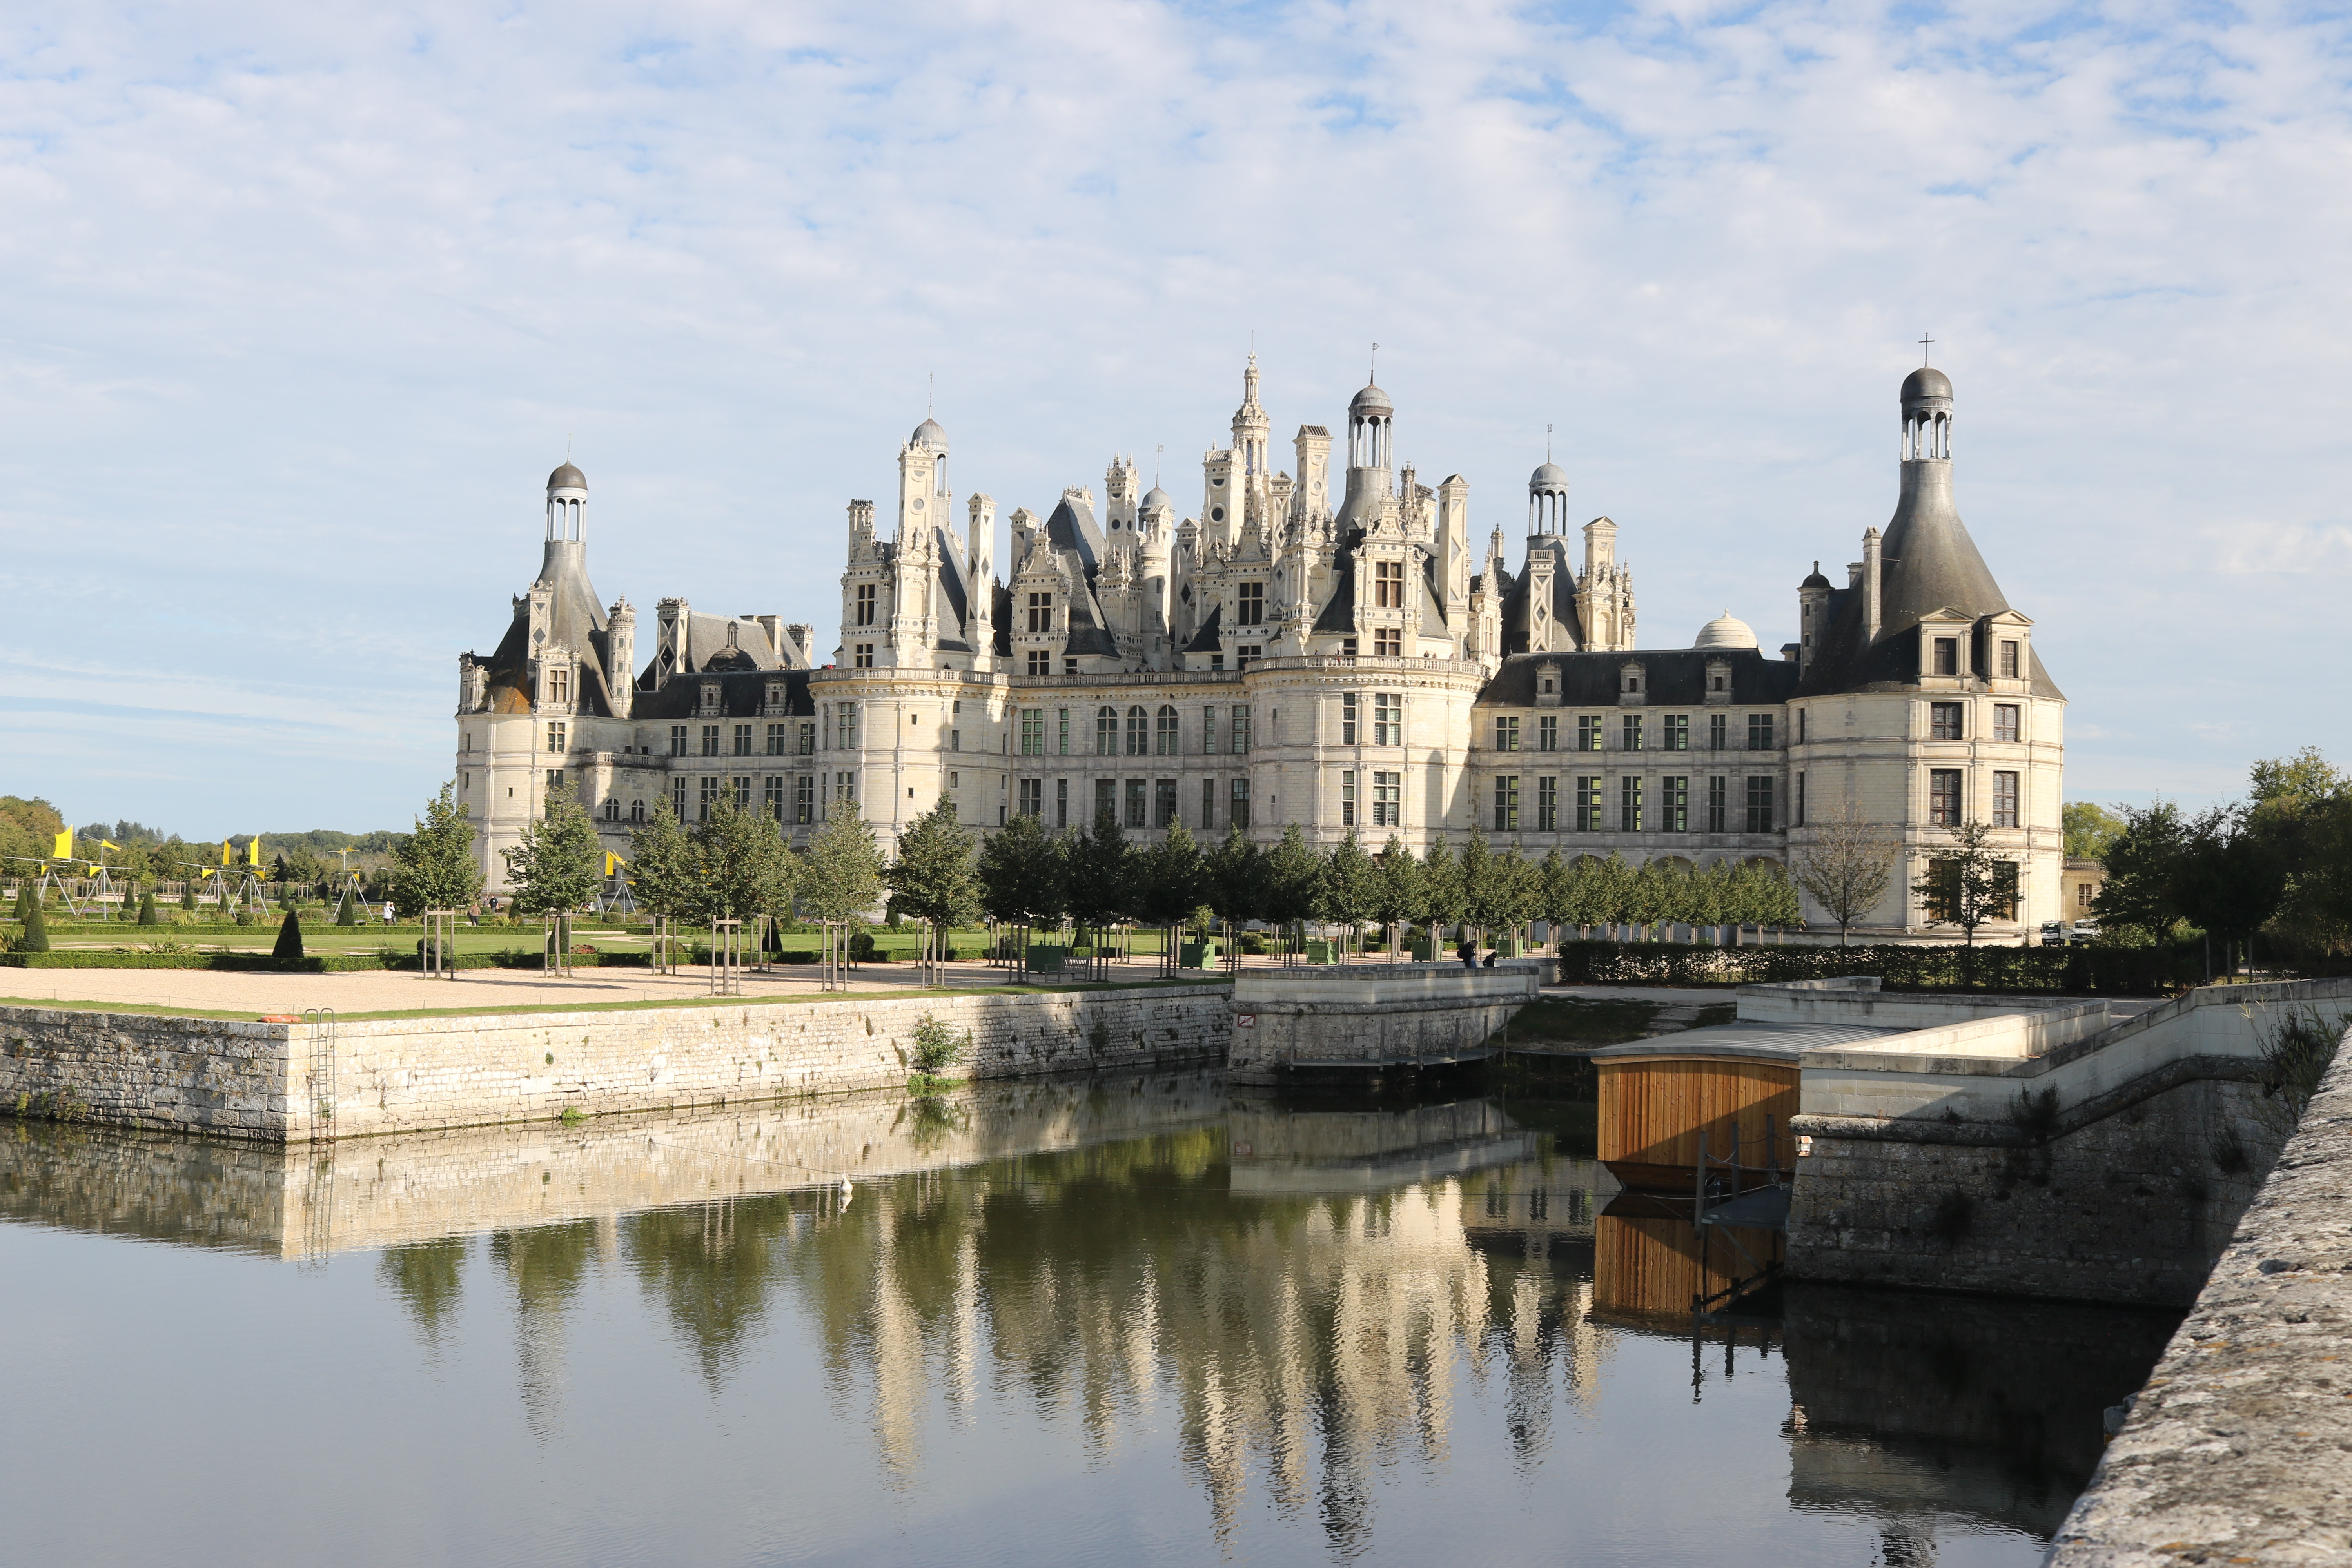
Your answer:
[1336,381,1393,533]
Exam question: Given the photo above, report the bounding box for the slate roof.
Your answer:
[482,541,616,717]
[1497,538,1584,657]
[630,668,817,721]
[1474,648,1801,708]
[1183,603,1224,654]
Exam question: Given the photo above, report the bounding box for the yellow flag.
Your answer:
[247,838,262,867]
[53,829,71,859]
[605,852,623,875]
[99,840,121,852]
[221,840,233,867]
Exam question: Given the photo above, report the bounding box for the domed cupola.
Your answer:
[911,417,949,457]
[547,462,587,494]
[1347,382,1393,471]
[1528,459,1570,536]
[545,461,586,542]
[1902,364,1953,462]
[1693,610,1759,651]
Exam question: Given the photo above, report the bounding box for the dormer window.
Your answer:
[1711,675,1726,692]
[1540,675,1555,695]
[1624,673,1641,694]
[1236,581,1265,627]
[1999,639,2020,680]
[1933,637,1960,677]
[855,584,877,626]
[546,667,570,706]
[699,682,721,715]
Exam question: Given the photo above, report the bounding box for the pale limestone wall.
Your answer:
[0,984,1232,1144]
[1227,961,1540,1085]
[1735,976,2078,1029]
[0,1074,1228,1259]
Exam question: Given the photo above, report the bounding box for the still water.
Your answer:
[0,1072,2174,1567]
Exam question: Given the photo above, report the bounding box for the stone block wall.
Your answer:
[1227,962,1540,1085]
[1787,1073,2277,1307]
[0,984,1232,1144]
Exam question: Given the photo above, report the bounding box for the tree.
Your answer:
[2094,802,2187,938]
[1317,830,1379,949]
[272,908,305,960]
[1419,836,1465,939]
[502,782,603,916]
[1458,829,1503,937]
[1203,825,1266,930]
[1261,823,1324,937]
[1492,849,1540,947]
[2174,805,2286,975]
[626,804,702,920]
[2062,801,2128,864]
[1913,820,2014,947]
[694,795,799,924]
[1133,820,1204,931]
[1591,852,1636,934]
[885,802,982,952]
[181,880,199,913]
[977,812,1067,928]
[137,890,159,926]
[1370,835,1423,948]
[15,897,48,953]
[1063,806,1132,942]
[2282,794,2352,944]
[1790,804,1900,945]
[1535,849,1573,945]
[1624,858,1673,941]
[1689,860,1730,943]
[335,886,360,925]
[387,784,484,917]
[802,804,886,927]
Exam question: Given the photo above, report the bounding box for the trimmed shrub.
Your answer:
[272,909,305,960]
[137,892,160,926]
[336,891,359,927]
[16,900,49,953]
[1550,938,2195,996]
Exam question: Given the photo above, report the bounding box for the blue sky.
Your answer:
[3,0,2347,836]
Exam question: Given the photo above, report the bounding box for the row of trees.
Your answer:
[2096,747,2352,969]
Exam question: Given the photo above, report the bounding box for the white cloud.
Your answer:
[1,0,2347,830]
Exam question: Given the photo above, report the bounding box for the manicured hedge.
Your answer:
[0,949,661,973]
[1552,939,2203,996]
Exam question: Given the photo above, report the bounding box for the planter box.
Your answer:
[1179,942,1219,970]
[1026,944,1065,975]
[1303,940,1339,964]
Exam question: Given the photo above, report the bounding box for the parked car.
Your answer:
[2068,920,2101,946]
[2040,921,2067,946]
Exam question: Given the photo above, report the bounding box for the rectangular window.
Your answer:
[1537,715,1558,752]
[1373,628,1401,657]
[699,776,719,822]
[1020,710,1045,755]
[1933,636,1959,677]
[1537,776,1558,831]
[950,728,961,753]
[1994,703,2020,743]
[1929,768,1963,826]
[1661,775,1688,833]
[1095,779,1116,821]
[1056,778,1069,829]
[1620,775,1642,832]
[1375,693,1402,746]
[2000,639,2020,680]
[856,583,877,626]
[671,777,687,818]
[547,668,570,706]
[1154,778,1177,829]
[733,776,751,811]
[1930,702,1964,741]
[1795,771,1806,827]
[1579,715,1603,752]
[546,720,566,754]
[1621,714,1643,752]
[1201,777,1216,830]
[798,721,816,755]
[1096,707,1118,755]
[1495,776,1520,832]
[1026,592,1053,634]
[1744,776,1774,833]
[1373,559,1405,608]
[1232,706,1251,755]
[1709,713,1728,751]
[795,775,814,825]
[855,644,874,669]
[1373,771,1401,828]
[841,706,858,749]
[1230,777,1250,829]
[701,723,720,757]
[1236,581,1265,626]
[1495,716,1521,752]
[733,723,753,756]
[1707,776,1727,833]
[1747,713,1775,751]
[1341,771,1357,828]
[1156,707,1179,755]
[1341,638,1357,658]
[2079,881,2095,911]
[1125,707,1147,756]
[1993,860,2019,919]
[1202,706,1217,755]
[1017,778,1041,818]
[1057,708,1070,756]
[546,769,564,793]
[1026,649,1050,676]
[1125,779,1148,829]
[1662,715,1688,751]
[1993,770,2019,829]
[1238,644,1263,668]
[834,770,857,806]
[1341,693,1358,744]
[764,723,786,755]
[1575,776,1603,832]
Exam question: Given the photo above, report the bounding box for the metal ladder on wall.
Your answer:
[302,1008,338,1131]
[299,1008,338,1268]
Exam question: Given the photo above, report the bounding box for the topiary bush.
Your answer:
[272,909,305,960]
[15,900,49,953]
[137,892,160,926]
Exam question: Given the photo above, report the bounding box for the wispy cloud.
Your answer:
[2,0,2348,830]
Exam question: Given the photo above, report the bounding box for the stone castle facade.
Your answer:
[454,362,2066,938]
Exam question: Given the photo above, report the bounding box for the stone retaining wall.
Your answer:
[2048,1018,2352,1564]
[0,984,1232,1143]
[1226,961,1541,1085]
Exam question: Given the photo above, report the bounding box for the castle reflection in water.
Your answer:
[0,1070,2172,1555]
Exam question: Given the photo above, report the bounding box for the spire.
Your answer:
[1879,363,2005,635]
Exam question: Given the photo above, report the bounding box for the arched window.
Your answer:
[603,798,619,821]
[629,800,645,823]
[1156,704,1179,755]
[1096,706,1119,755]
[1126,705,1149,756]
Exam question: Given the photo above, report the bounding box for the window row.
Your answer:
[618,773,856,827]
[1927,701,2024,743]
[1014,776,1255,831]
[1015,705,1255,758]
[1927,768,2024,829]
[1488,775,1777,835]
[1929,635,2027,682]
[1336,693,1405,747]
[1490,712,1778,753]
[667,721,822,758]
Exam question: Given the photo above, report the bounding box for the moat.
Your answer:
[0,1069,2177,1567]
